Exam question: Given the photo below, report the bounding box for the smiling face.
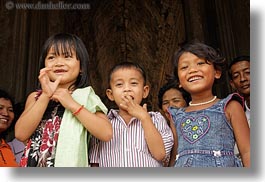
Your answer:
[0,98,14,134]
[177,52,221,95]
[44,46,80,89]
[230,60,250,97]
[106,67,149,108]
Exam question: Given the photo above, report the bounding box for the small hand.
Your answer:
[51,88,74,109]
[120,95,149,120]
[39,67,61,98]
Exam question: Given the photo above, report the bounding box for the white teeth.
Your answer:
[188,76,202,82]
[0,118,8,123]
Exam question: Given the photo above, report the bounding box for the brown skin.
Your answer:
[15,48,113,143]
[230,60,250,109]
[106,68,166,161]
[0,98,14,134]
[176,52,250,167]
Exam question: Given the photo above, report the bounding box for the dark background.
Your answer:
[0,0,249,111]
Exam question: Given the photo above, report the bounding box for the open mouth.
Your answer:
[0,118,8,124]
[54,69,67,73]
[188,76,202,82]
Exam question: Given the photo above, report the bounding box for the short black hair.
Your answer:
[108,61,147,87]
[228,55,250,79]
[157,79,191,109]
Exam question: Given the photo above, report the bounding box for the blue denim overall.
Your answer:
[169,93,243,167]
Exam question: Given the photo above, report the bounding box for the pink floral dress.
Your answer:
[20,91,65,167]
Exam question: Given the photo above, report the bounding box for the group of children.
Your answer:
[6,33,250,167]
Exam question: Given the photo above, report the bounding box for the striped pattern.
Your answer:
[89,109,174,167]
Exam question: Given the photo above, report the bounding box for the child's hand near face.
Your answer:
[119,93,150,121]
[38,67,62,98]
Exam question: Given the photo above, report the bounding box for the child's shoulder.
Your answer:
[223,93,244,108]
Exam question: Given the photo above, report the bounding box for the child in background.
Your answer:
[15,33,112,167]
[158,79,191,166]
[89,61,174,167]
[169,42,250,167]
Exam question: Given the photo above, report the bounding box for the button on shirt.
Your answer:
[89,109,174,167]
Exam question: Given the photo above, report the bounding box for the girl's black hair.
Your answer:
[108,61,147,88]
[173,41,226,80]
[39,33,89,89]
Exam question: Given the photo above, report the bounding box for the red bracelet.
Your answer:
[72,105,84,115]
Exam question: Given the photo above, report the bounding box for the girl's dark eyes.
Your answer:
[198,61,206,65]
[47,56,55,60]
[180,66,188,70]
[65,55,72,58]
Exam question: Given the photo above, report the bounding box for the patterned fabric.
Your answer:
[169,93,244,167]
[89,109,174,167]
[20,92,65,167]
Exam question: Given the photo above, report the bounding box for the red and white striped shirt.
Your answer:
[89,109,174,167]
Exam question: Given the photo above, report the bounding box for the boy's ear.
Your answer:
[106,89,115,101]
[143,85,150,99]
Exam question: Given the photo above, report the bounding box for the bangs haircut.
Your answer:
[173,42,226,80]
[38,33,90,89]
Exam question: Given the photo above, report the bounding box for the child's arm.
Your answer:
[168,118,178,167]
[120,95,166,161]
[138,106,166,161]
[225,100,250,167]
[51,88,113,142]
[15,68,61,142]
[15,91,50,142]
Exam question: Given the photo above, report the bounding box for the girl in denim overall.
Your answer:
[169,42,250,167]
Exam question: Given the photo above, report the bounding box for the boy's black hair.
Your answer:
[108,61,147,87]
[157,79,191,109]
[173,41,226,81]
[39,33,90,89]
[228,55,250,79]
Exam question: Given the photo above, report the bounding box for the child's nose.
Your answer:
[123,84,132,92]
[54,57,65,66]
[188,64,198,74]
